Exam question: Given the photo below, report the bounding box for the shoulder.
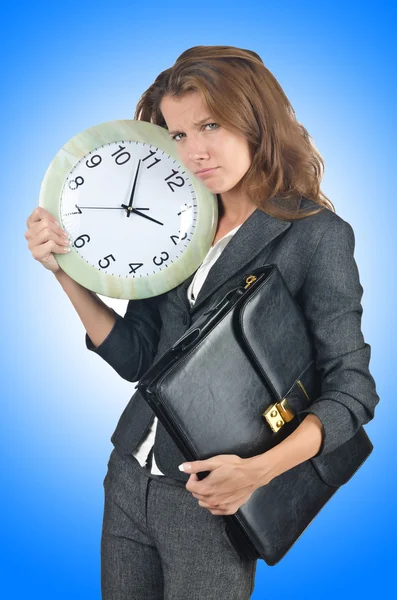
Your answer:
[288,198,359,295]
[292,197,356,252]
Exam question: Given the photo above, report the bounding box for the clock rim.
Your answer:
[39,119,218,300]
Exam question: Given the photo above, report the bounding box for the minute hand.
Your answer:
[130,208,164,226]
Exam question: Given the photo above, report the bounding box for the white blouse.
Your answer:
[132,223,242,475]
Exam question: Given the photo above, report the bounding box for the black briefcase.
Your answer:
[137,264,373,566]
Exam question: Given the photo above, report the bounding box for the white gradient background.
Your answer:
[2,1,395,598]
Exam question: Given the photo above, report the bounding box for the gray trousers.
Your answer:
[101,447,257,599]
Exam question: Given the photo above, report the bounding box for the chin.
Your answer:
[202,181,229,194]
[201,183,219,193]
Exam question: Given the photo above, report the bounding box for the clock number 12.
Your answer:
[165,169,185,192]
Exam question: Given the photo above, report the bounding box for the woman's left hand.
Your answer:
[182,454,274,515]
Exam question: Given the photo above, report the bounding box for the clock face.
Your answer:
[61,140,197,279]
[39,119,217,300]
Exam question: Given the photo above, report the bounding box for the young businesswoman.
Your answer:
[25,45,379,599]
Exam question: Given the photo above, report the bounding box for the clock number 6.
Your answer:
[153,251,169,266]
[74,233,90,247]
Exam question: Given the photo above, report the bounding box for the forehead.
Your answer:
[160,91,210,126]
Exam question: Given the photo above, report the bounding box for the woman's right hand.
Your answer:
[25,206,71,274]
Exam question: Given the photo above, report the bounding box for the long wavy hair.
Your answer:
[134,45,335,220]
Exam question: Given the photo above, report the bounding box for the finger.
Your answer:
[197,499,221,509]
[193,486,250,506]
[199,502,233,515]
[26,206,58,229]
[30,237,70,262]
[26,218,68,245]
[209,508,237,516]
[192,493,212,503]
[185,473,201,493]
[186,473,199,486]
[27,225,70,257]
[180,458,219,474]
[206,501,240,516]
[28,221,72,261]
[25,207,65,245]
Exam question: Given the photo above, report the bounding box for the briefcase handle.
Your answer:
[171,266,274,354]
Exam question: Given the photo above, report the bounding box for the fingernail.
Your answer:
[178,463,185,471]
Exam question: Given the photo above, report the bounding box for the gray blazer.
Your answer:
[86,196,379,482]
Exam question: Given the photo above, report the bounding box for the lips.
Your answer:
[195,167,218,176]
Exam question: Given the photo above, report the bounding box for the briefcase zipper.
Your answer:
[243,273,294,433]
[242,273,312,433]
[296,379,310,401]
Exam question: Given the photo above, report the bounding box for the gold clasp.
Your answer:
[263,398,295,432]
[244,275,257,289]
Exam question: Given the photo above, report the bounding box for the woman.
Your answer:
[25,46,379,599]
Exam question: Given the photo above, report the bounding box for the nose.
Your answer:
[185,134,210,163]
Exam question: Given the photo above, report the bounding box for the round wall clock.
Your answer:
[39,119,218,300]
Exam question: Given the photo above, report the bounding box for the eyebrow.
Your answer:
[168,116,213,136]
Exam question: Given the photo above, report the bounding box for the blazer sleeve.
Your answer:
[295,217,379,456]
[85,295,162,383]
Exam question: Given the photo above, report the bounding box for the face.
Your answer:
[160,91,252,196]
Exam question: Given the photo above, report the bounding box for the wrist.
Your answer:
[249,414,324,487]
[248,450,282,488]
[245,450,281,489]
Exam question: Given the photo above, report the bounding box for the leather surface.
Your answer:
[137,263,374,565]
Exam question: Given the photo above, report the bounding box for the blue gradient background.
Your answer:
[3,1,395,598]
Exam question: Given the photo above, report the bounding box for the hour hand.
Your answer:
[120,206,150,211]
[125,159,142,218]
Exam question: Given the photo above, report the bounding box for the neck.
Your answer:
[217,192,257,226]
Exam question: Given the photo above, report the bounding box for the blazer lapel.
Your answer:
[176,205,294,315]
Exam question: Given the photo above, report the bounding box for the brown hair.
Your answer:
[134,45,335,220]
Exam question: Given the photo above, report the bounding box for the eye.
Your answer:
[172,132,184,142]
[204,123,219,132]
[171,123,219,142]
